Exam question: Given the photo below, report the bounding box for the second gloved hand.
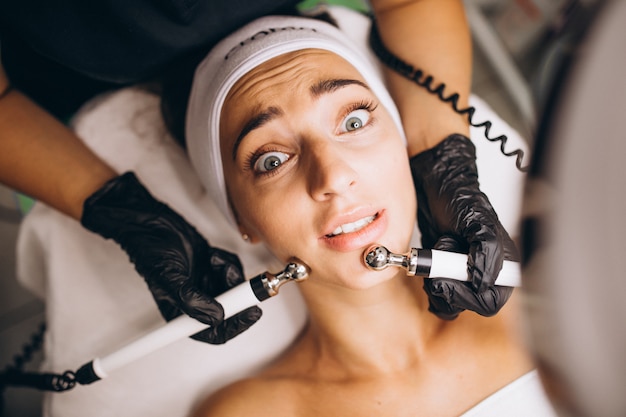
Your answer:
[410,134,519,320]
[81,172,261,344]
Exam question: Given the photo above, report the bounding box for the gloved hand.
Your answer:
[81,172,261,344]
[410,134,519,320]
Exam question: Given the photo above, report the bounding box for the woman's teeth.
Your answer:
[328,215,376,237]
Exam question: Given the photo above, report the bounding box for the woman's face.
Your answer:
[220,49,416,289]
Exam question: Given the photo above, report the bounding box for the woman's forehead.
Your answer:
[226,49,366,102]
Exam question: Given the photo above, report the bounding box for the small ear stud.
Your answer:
[241,233,250,242]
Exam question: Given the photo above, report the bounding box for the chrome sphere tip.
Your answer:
[287,258,310,281]
[363,244,389,270]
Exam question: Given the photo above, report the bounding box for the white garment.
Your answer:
[462,371,558,416]
[16,6,535,417]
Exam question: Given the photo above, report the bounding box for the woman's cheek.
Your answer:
[244,198,295,251]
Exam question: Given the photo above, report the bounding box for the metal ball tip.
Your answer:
[286,258,310,282]
[363,244,390,271]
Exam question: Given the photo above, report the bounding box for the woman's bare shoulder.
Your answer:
[191,378,266,417]
[191,375,299,417]
[192,335,312,416]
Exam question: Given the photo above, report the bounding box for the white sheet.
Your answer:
[16,7,531,417]
[461,371,557,417]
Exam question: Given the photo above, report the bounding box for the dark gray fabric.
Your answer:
[0,0,300,117]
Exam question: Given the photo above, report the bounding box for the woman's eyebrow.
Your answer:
[310,78,370,98]
[232,106,283,160]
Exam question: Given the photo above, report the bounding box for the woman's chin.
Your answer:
[309,262,403,291]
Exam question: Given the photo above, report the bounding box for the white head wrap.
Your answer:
[186,13,405,225]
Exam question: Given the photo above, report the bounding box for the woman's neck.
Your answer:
[296,273,444,377]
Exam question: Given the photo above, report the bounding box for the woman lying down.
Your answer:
[177,12,557,417]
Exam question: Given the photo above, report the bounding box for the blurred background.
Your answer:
[0,0,579,415]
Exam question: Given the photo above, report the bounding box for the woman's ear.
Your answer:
[238,228,260,244]
[241,233,259,243]
[230,198,260,243]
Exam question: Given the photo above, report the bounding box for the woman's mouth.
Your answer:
[326,214,377,237]
[321,211,387,252]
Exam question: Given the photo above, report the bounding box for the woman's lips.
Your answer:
[327,214,376,236]
[321,210,388,252]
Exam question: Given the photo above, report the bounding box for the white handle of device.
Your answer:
[429,249,521,287]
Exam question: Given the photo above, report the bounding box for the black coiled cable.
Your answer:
[0,322,76,407]
[369,22,529,173]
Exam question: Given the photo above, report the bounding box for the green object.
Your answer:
[297,0,370,14]
[16,193,35,215]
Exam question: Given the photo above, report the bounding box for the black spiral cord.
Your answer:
[369,22,529,173]
[0,322,76,410]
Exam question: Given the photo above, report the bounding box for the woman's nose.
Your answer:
[306,141,358,201]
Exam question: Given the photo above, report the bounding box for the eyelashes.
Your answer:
[342,99,378,120]
[339,99,378,134]
[245,148,290,178]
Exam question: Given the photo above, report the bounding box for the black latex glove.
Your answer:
[81,172,261,344]
[410,134,519,320]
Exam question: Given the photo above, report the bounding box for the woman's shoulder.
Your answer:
[191,378,266,417]
[192,333,313,416]
[191,374,301,417]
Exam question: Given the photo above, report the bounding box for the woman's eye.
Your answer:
[254,151,290,173]
[342,109,370,132]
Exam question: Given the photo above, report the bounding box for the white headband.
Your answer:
[186,14,405,225]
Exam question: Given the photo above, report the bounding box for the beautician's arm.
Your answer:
[370,0,518,319]
[0,62,116,219]
[370,0,471,155]
[0,62,260,342]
